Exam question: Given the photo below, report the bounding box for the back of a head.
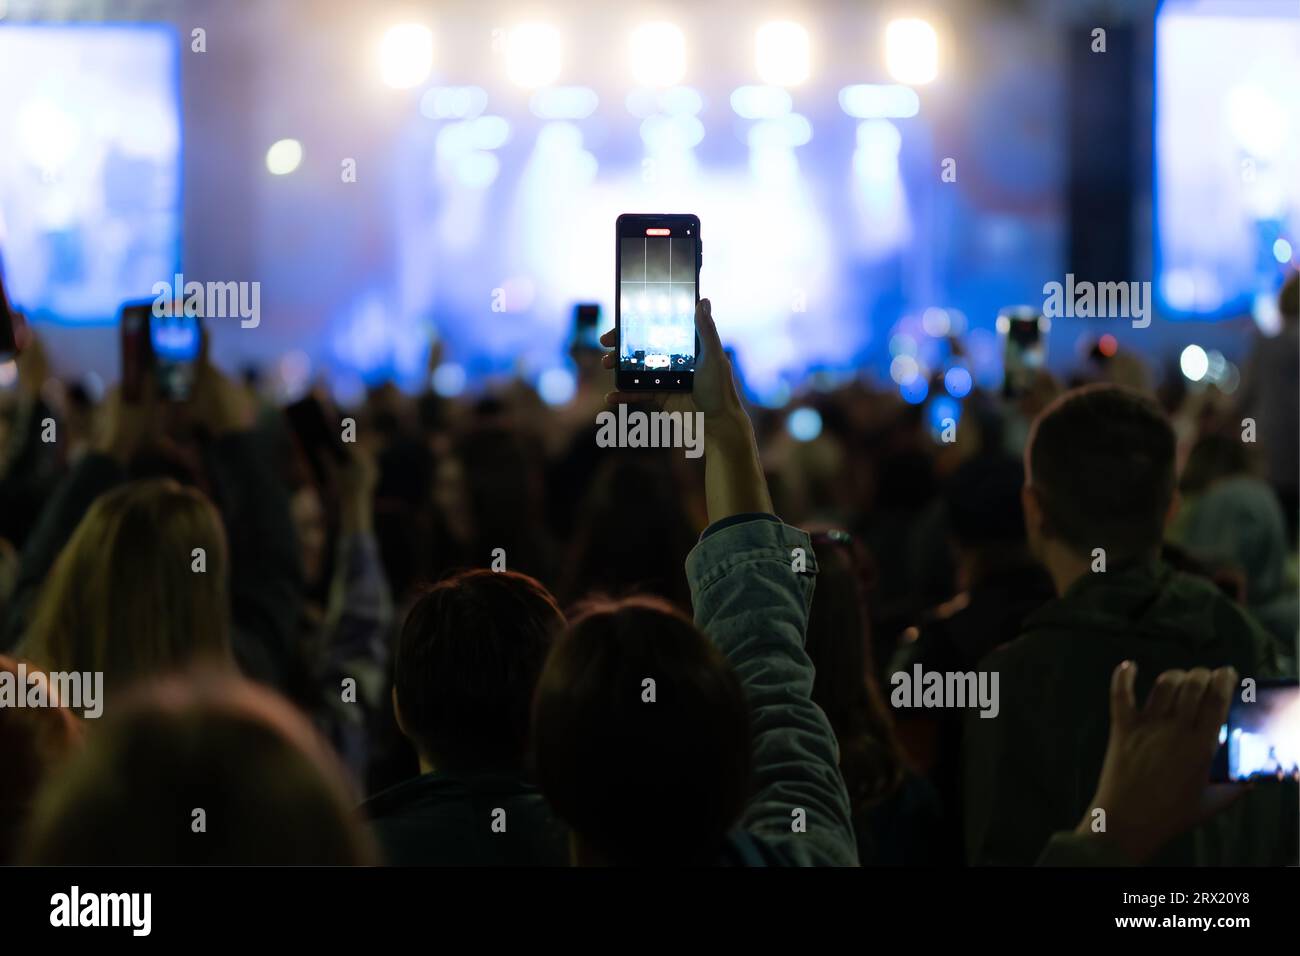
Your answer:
[1026,384,1175,563]
[394,569,564,772]
[532,597,751,865]
[454,426,549,576]
[0,656,83,864]
[562,451,697,610]
[1180,431,1253,495]
[21,673,374,865]
[24,479,232,692]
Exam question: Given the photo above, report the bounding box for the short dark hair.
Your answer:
[532,596,751,865]
[1026,384,1175,562]
[394,569,563,771]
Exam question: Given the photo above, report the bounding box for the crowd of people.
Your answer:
[0,275,1296,867]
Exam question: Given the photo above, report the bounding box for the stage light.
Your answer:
[1098,334,1118,357]
[854,119,902,183]
[928,395,960,436]
[755,21,810,87]
[660,86,703,116]
[943,366,972,398]
[630,22,686,87]
[747,114,813,149]
[890,354,920,385]
[470,116,510,150]
[420,86,488,120]
[787,407,823,442]
[265,138,303,175]
[901,377,929,404]
[1206,349,1228,383]
[888,333,917,356]
[531,86,599,120]
[640,114,705,151]
[1274,238,1293,264]
[17,98,79,170]
[1226,85,1284,159]
[1180,344,1209,382]
[432,363,467,397]
[506,23,562,88]
[378,23,433,90]
[921,307,950,336]
[885,18,938,85]
[838,84,920,119]
[750,146,798,185]
[538,368,577,405]
[730,85,792,119]
[453,151,500,188]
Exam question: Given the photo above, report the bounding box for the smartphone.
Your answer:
[997,306,1048,399]
[152,300,202,402]
[119,298,202,402]
[571,303,602,352]
[1211,679,1299,783]
[615,213,700,392]
[119,301,154,402]
[286,394,348,468]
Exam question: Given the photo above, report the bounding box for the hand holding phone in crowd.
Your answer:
[1078,661,1242,863]
[601,297,770,522]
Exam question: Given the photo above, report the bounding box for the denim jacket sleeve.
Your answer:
[686,516,859,866]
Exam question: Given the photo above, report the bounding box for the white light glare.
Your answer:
[266,138,303,175]
[1180,344,1209,382]
[379,24,434,90]
[630,22,686,87]
[756,21,810,87]
[506,23,562,89]
[885,18,938,85]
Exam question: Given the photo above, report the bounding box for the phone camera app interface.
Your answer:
[620,234,696,374]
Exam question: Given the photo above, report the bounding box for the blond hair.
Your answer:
[24,479,233,694]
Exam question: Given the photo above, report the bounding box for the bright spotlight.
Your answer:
[265,138,303,175]
[378,23,434,90]
[755,21,810,87]
[787,407,823,442]
[630,22,686,87]
[943,366,972,399]
[506,23,562,88]
[885,18,938,85]
[538,368,577,405]
[1180,344,1209,382]
[432,363,467,397]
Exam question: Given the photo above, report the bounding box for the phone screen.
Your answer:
[1212,679,1299,783]
[998,306,1047,399]
[616,214,699,392]
[151,305,201,401]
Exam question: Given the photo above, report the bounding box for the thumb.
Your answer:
[1109,660,1138,734]
[695,298,721,355]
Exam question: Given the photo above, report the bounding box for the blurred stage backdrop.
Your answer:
[0,0,1296,406]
